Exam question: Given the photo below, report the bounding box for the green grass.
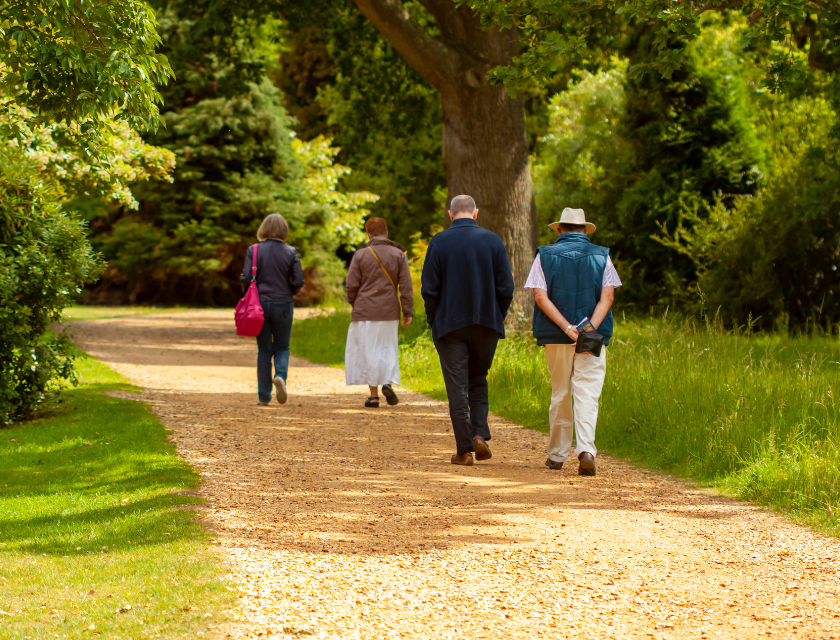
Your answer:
[291,310,427,366]
[62,306,188,322]
[0,355,232,638]
[293,312,840,537]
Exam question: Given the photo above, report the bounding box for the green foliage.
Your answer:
[294,311,840,536]
[0,147,103,423]
[87,81,374,306]
[278,3,447,246]
[533,27,764,311]
[468,0,840,98]
[3,100,175,210]
[0,0,172,144]
[0,354,232,636]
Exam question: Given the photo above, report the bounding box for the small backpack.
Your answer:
[235,244,265,337]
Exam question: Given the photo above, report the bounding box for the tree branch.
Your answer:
[350,0,459,91]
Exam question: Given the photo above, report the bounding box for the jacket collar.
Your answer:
[554,232,591,245]
[367,236,406,252]
[450,217,478,228]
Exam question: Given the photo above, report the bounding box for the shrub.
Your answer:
[0,147,103,423]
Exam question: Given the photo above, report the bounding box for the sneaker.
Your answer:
[381,384,399,406]
[274,376,287,404]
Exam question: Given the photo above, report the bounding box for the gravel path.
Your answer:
[70,310,840,640]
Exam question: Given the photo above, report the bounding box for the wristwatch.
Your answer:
[564,324,573,335]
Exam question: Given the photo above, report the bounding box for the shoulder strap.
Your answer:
[251,244,258,282]
[368,246,403,317]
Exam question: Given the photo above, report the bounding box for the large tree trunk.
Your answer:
[351,0,537,317]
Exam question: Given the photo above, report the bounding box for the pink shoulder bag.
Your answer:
[235,244,265,337]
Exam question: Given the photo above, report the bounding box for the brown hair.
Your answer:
[257,213,289,241]
[559,223,587,234]
[365,217,388,237]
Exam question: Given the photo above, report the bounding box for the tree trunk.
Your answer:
[351,0,537,318]
[438,42,536,318]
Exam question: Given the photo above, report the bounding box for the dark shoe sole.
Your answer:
[545,458,564,470]
[474,438,492,461]
[381,385,399,406]
[274,377,287,404]
[578,456,596,476]
[257,401,270,407]
[365,398,380,408]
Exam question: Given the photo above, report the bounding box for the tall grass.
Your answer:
[293,311,840,535]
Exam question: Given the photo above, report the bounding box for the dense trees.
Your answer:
[0,0,176,421]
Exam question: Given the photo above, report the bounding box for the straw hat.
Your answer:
[547,208,596,235]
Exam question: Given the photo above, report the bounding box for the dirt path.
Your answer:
[70,310,840,640]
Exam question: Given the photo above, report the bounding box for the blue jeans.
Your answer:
[256,301,294,402]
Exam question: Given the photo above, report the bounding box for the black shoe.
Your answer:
[365,396,380,408]
[578,452,596,476]
[381,384,399,406]
[545,458,564,470]
[257,401,270,407]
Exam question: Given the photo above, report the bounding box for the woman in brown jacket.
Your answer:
[344,218,414,407]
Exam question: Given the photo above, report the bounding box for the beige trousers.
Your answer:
[544,344,607,463]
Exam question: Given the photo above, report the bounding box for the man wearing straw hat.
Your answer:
[524,208,621,476]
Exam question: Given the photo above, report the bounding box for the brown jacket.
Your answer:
[346,237,414,322]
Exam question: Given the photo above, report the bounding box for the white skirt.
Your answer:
[344,320,400,386]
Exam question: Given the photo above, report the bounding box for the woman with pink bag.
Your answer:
[239,214,305,406]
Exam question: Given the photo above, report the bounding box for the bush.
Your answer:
[0,147,103,423]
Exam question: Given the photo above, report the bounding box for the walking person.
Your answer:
[421,195,515,466]
[525,208,621,476]
[240,213,305,406]
[344,218,414,408]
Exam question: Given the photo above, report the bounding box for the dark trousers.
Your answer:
[433,324,500,455]
[256,300,294,402]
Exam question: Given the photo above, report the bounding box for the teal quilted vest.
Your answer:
[531,233,613,346]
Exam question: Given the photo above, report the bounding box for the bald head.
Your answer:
[449,195,477,219]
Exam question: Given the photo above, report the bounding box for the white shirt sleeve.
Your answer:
[524,255,546,291]
[603,256,622,288]
[525,253,622,290]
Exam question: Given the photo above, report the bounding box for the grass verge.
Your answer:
[0,355,232,638]
[292,311,840,537]
[62,306,188,322]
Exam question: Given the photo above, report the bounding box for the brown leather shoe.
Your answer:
[545,458,564,470]
[578,451,596,476]
[451,452,474,466]
[473,436,492,461]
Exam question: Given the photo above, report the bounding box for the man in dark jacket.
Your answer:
[421,195,515,465]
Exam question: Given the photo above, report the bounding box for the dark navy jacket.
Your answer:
[532,232,613,346]
[240,239,305,303]
[420,218,515,339]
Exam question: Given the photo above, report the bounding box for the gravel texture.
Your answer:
[70,310,840,640]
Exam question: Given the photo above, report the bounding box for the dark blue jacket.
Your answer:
[240,239,305,303]
[532,233,613,346]
[421,218,515,339]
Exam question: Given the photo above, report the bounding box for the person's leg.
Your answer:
[369,385,378,398]
[272,302,294,382]
[433,329,473,456]
[544,344,576,462]
[570,347,608,459]
[466,326,500,442]
[255,301,274,404]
